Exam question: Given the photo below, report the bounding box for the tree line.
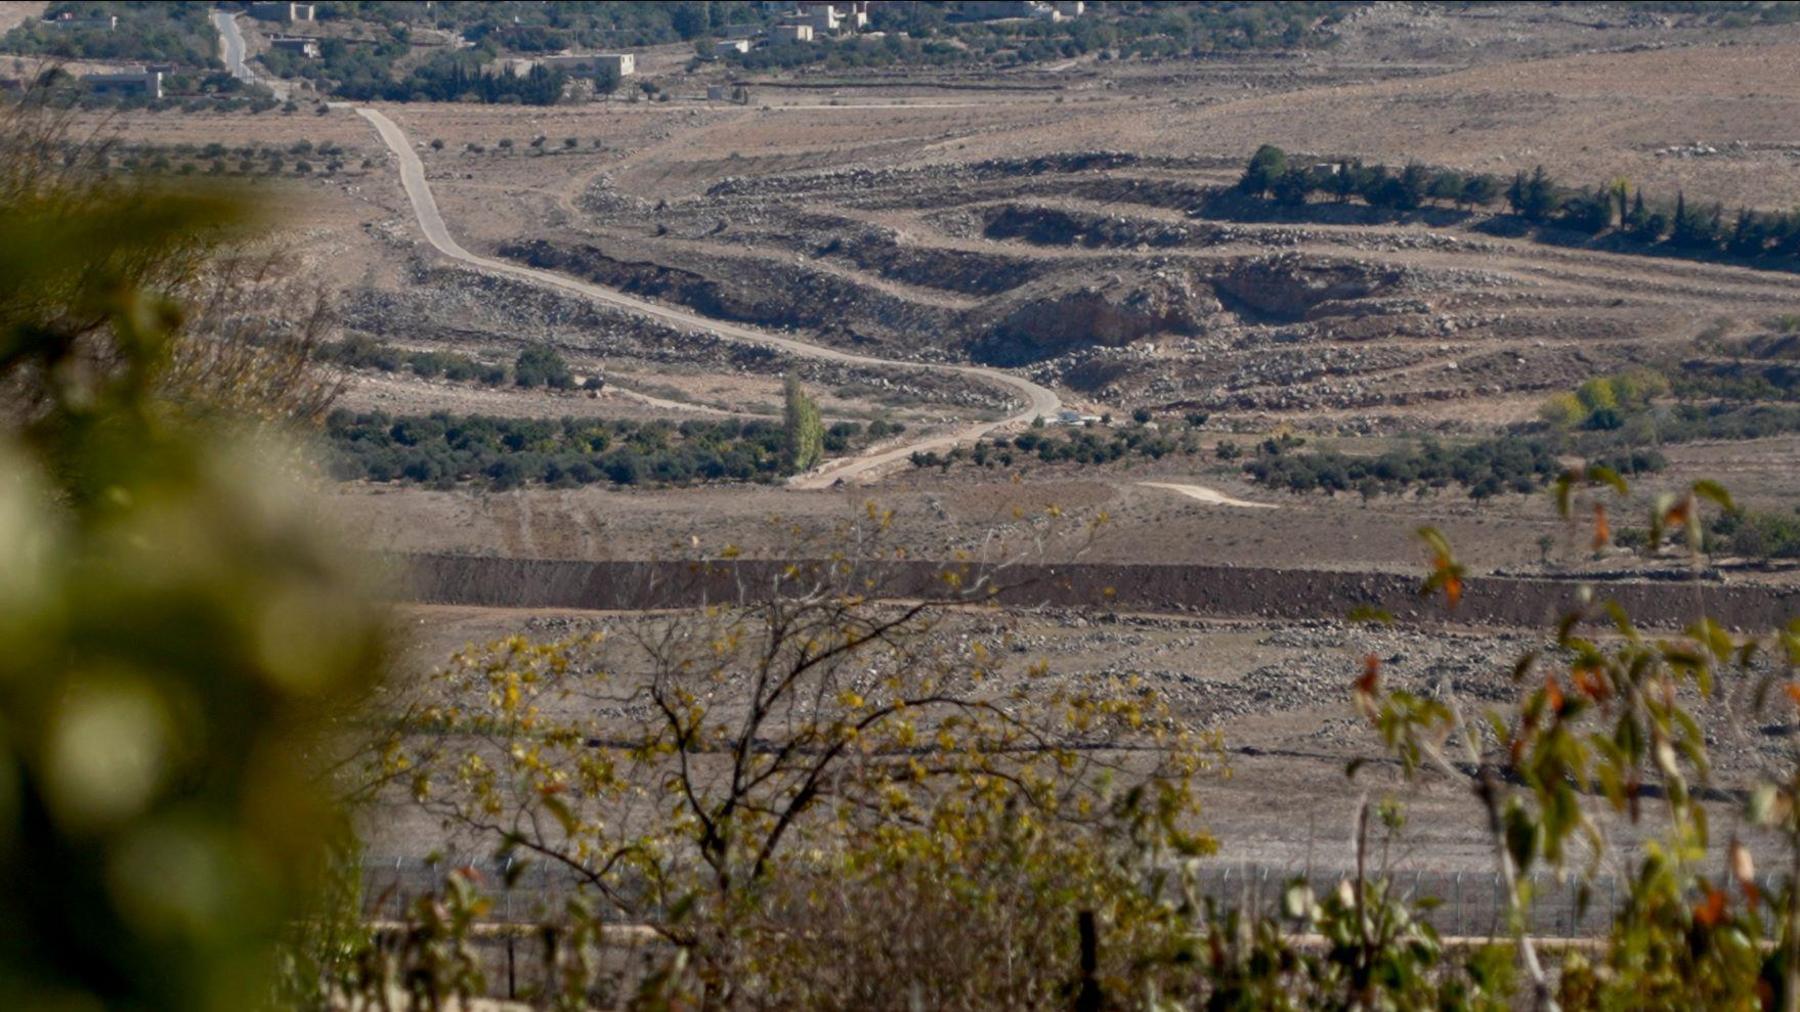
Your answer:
[1238,144,1800,270]
[326,404,894,490]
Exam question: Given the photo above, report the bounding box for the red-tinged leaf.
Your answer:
[1356,653,1381,696]
[1573,665,1610,703]
[1694,885,1727,928]
[1545,674,1565,715]
[1785,683,1800,708]
[1443,572,1463,610]
[1592,502,1610,551]
[1664,498,1691,531]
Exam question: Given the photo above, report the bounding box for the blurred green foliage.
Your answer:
[0,101,387,1011]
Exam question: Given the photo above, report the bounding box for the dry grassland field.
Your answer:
[45,0,1800,901]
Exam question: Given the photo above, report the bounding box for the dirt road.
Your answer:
[1137,482,1278,510]
[353,106,1061,488]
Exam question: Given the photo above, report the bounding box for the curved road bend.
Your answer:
[353,107,1060,489]
[212,10,289,100]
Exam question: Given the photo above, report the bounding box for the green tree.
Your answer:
[1507,165,1558,223]
[782,374,824,472]
[513,343,573,388]
[0,100,387,1011]
[1239,143,1288,197]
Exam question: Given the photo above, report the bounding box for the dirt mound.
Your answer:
[498,238,959,353]
[981,203,1206,249]
[1210,253,1404,323]
[975,267,1222,364]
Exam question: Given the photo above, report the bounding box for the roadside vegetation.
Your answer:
[911,412,1204,472]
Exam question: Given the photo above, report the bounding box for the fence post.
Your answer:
[1075,910,1102,1012]
[1453,872,1462,938]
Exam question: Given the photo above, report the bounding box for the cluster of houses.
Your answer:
[51,1,319,100]
[43,0,1088,104]
[487,52,636,83]
[712,2,873,53]
[963,1,1085,22]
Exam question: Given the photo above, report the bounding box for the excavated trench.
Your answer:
[399,554,1800,632]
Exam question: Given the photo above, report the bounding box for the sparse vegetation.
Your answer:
[323,336,508,386]
[911,419,1198,471]
[325,410,891,489]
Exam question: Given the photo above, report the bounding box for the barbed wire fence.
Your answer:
[361,855,1780,940]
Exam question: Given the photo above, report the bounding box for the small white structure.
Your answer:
[798,1,869,30]
[268,36,322,58]
[713,38,751,56]
[84,69,162,99]
[48,11,118,30]
[247,2,316,22]
[538,52,634,78]
[800,4,840,33]
[772,23,814,44]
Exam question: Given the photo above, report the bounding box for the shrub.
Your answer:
[513,343,573,389]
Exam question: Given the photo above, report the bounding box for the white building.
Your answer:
[538,52,635,78]
[713,38,751,56]
[269,36,322,58]
[84,69,162,99]
[796,2,873,33]
[800,4,840,34]
[48,12,118,30]
[247,2,316,22]
[772,23,814,44]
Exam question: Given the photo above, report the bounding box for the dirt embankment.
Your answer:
[397,555,1799,631]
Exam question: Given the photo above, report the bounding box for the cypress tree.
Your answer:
[782,376,824,472]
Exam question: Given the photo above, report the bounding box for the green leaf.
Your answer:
[1504,804,1538,873]
[1585,463,1628,497]
[1691,479,1735,514]
[1553,471,1576,518]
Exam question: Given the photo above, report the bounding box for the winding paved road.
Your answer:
[352,106,1060,488]
[212,8,289,100]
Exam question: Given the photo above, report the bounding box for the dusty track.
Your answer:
[353,106,1060,488]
